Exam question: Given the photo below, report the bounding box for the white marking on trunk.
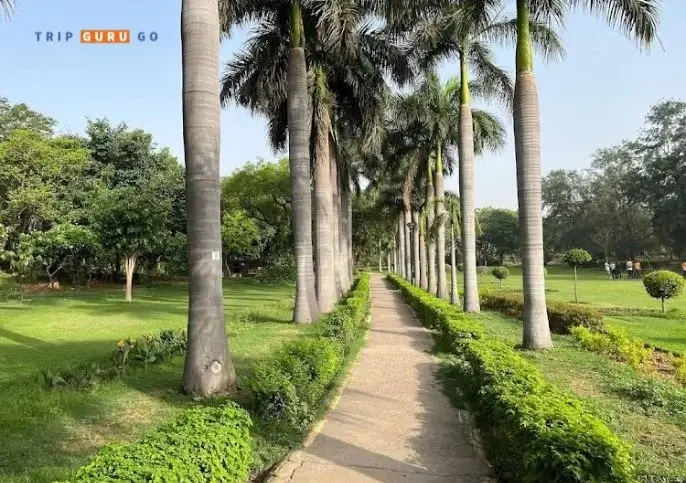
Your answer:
[210,360,222,374]
[211,251,220,260]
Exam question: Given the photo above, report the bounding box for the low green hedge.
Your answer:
[388,274,635,482]
[480,290,604,333]
[64,274,371,482]
[248,273,371,432]
[63,402,253,482]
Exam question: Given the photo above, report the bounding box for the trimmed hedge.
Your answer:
[248,273,371,431]
[480,290,604,333]
[63,402,253,482]
[65,275,371,482]
[388,274,635,483]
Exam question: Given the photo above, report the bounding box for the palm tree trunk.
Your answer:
[330,143,343,300]
[288,2,319,323]
[450,223,459,305]
[458,57,481,312]
[392,236,397,273]
[435,144,448,299]
[312,99,336,312]
[397,214,406,279]
[343,179,353,288]
[515,0,552,349]
[412,210,420,286]
[426,165,437,294]
[181,0,236,396]
[387,251,391,272]
[419,213,428,290]
[404,208,412,282]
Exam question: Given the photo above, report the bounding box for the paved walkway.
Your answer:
[269,274,493,483]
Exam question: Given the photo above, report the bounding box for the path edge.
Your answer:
[265,314,372,482]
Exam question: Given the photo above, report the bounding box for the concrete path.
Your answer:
[268,274,493,483]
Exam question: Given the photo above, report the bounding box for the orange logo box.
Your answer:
[80,30,130,44]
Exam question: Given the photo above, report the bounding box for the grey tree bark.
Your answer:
[330,148,343,299]
[404,208,412,283]
[434,154,448,299]
[343,180,353,288]
[419,214,428,290]
[450,224,459,305]
[289,44,319,323]
[459,105,480,312]
[426,170,437,294]
[397,214,406,279]
[313,115,336,312]
[515,72,552,349]
[181,0,236,396]
[412,210,420,286]
[387,251,391,272]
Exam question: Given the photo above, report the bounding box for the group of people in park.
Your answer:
[604,259,642,279]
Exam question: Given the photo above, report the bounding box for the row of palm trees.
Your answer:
[3,0,661,397]
[191,0,659,395]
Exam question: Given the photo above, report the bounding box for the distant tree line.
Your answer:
[542,100,686,264]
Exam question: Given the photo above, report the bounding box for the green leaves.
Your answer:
[564,248,593,266]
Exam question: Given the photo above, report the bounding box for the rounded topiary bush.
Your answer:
[491,266,510,288]
[643,270,684,313]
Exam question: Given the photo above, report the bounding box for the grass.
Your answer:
[470,311,686,481]
[0,279,305,483]
[477,264,686,358]
[479,264,686,310]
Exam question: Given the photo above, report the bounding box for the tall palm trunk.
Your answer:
[435,143,448,299]
[330,144,343,299]
[404,208,412,282]
[289,1,319,323]
[397,214,406,278]
[450,222,459,305]
[181,0,236,396]
[343,179,353,287]
[426,165,437,294]
[419,213,428,290]
[412,210,420,286]
[392,235,397,273]
[386,251,391,272]
[378,240,383,272]
[458,54,480,312]
[515,0,552,349]
[312,85,336,312]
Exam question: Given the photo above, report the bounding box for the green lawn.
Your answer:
[472,311,686,480]
[477,265,686,355]
[0,280,303,483]
[478,264,686,310]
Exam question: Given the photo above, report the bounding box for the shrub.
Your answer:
[41,329,187,391]
[643,270,684,313]
[248,273,370,432]
[571,326,651,369]
[491,267,509,288]
[66,402,253,482]
[387,273,634,482]
[480,291,604,333]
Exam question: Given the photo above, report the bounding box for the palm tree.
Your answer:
[445,191,461,305]
[1,0,13,16]
[181,0,236,396]
[411,1,561,312]
[221,0,319,322]
[393,73,505,299]
[508,0,659,349]
[221,1,409,316]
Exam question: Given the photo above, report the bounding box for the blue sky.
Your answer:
[0,1,684,209]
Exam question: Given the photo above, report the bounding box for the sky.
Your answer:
[0,1,684,209]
